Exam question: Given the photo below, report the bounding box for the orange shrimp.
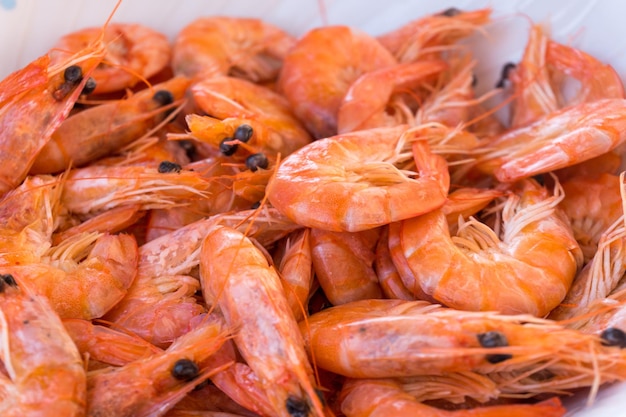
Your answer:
[337,60,448,134]
[49,23,171,94]
[374,226,414,300]
[266,125,450,232]
[86,313,230,417]
[2,232,137,320]
[274,228,315,322]
[30,76,191,174]
[172,17,295,83]
[190,76,312,157]
[400,178,582,316]
[200,225,326,417]
[301,298,626,392]
[310,227,383,306]
[278,25,397,138]
[0,274,86,416]
[476,98,626,182]
[339,379,566,417]
[63,318,162,369]
[0,37,105,196]
[377,7,492,63]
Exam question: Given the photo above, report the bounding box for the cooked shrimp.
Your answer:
[0,274,86,416]
[278,25,397,138]
[49,23,171,94]
[266,125,450,232]
[339,378,566,417]
[200,225,326,417]
[63,318,162,369]
[172,17,295,83]
[377,7,491,63]
[86,313,230,417]
[274,228,315,321]
[337,60,448,134]
[30,76,190,174]
[400,178,582,316]
[0,38,104,196]
[476,98,626,182]
[374,225,414,300]
[190,76,312,156]
[2,232,137,320]
[310,227,383,306]
[301,298,626,396]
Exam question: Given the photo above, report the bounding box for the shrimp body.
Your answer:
[172,17,295,83]
[200,225,325,417]
[340,379,566,417]
[478,98,626,182]
[0,275,86,417]
[400,179,582,316]
[278,25,397,138]
[30,76,191,174]
[0,45,104,196]
[190,76,312,157]
[266,125,450,232]
[50,23,171,94]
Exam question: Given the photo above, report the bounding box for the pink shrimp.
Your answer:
[200,224,326,417]
[0,274,87,416]
[49,23,171,94]
[278,25,397,138]
[172,17,295,83]
[266,125,450,232]
[374,226,414,300]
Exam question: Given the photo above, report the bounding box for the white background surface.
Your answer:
[1,0,625,415]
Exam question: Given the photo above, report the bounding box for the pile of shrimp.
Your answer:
[4,4,626,416]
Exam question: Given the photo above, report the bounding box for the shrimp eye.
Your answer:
[286,395,310,417]
[158,160,182,173]
[219,137,238,156]
[82,77,97,95]
[440,7,462,17]
[234,124,254,143]
[171,358,199,381]
[0,274,18,292]
[477,331,513,364]
[64,65,83,84]
[246,153,269,172]
[495,62,517,89]
[600,327,626,348]
[251,201,261,209]
[153,90,174,106]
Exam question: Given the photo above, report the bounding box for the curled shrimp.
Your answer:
[477,98,626,182]
[30,76,191,174]
[200,225,326,417]
[172,17,295,83]
[266,125,450,232]
[339,378,566,417]
[49,23,171,94]
[400,178,582,316]
[377,7,492,63]
[278,25,397,138]
[0,274,86,416]
[0,35,105,196]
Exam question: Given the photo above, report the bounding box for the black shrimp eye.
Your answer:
[246,153,269,172]
[153,90,174,106]
[171,358,199,381]
[0,274,18,293]
[219,137,238,156]
[600,327,626,348]
[440,7,462,17]
[495,62,517,89]
[285,395,310,417]
[64,65,83,84]
[233,124,254,143]
[477,331,513,364]
[81,77,97,95]
[158,160,182,173]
